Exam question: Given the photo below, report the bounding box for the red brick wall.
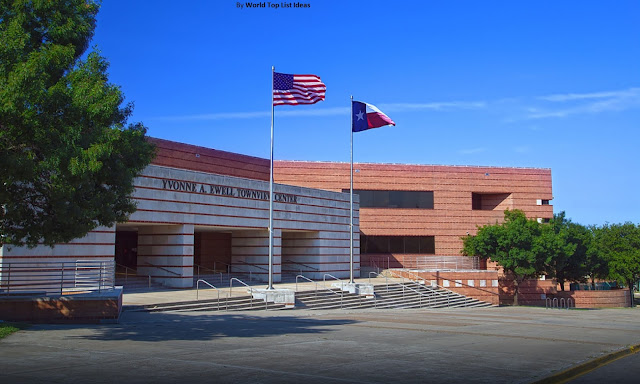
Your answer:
[0,291,122,323]
[274,161,553,261]
[556,290,631,308]
[395,270,500,305]
[499,279,558,306]
[149,137,269,180]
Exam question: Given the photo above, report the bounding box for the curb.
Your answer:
[532,343,640,384]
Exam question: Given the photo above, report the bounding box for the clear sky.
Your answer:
[92,0,639,226]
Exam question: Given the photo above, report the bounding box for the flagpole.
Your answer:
[350,95,354,284]
[268,66,275,290]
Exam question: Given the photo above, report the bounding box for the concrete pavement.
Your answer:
[1,296,639,383]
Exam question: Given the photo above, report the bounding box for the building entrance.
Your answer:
[115,230,138,270]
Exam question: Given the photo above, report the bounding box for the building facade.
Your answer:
[0,138,553,295]
[0,138,359,292]
[274,161,553,269]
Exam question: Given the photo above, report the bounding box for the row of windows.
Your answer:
[343,189,549,211]
[360,235,435,254]
[344,190,434,209]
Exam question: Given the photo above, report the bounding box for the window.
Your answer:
[360,235,435,254]
[345,190,434,209]
[472,192,512,210]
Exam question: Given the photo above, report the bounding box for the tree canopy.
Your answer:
[549,212,591,291]
[0,0,155,247]
[462,209,566,305]
[463,209,639,307]
[594,222,640,307]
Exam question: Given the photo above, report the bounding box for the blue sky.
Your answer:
[92,1,639,226]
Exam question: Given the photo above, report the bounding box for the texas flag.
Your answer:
[352,101,396,132]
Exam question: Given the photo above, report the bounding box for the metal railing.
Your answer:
[196,279,227,310]
[413,255,480,270]
[370,271,454,308]
[546,297,574,309]
[232,261,270,282]
[283,260,319,275]
[0,260,115,296]
[295,275,319,296]
[229,277,254,308]
[321,274,346,308]
[194,264,224,285]
[115,263,152,288]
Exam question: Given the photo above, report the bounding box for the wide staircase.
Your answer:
[124,274,495,313]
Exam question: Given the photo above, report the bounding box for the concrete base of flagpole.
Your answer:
[252,288,295,308]
[331,282,374,298]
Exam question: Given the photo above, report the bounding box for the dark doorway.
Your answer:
[194,232,232,271]
[115,230,138,269]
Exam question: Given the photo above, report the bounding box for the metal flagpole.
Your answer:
[268,66,275,290]
[350,95,354,284]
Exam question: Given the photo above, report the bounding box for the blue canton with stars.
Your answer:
[273,73,294,90]
[352,101,369,132]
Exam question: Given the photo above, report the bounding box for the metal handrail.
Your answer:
[141,262,181,276]
[115,263,136,278]
[212,260,232,274]
[369,271,390,292]
[371,271,452,307]
[115,263,152,288]
[235,260,269,272]
[0,260,115,296]
[394,268,499,298]
[195,264,223,285]
[321,274,346,309]
[284,259,319,272]
[230,277,253,308]
[295,275,319,296]
[322,273,343,288]
[196,279,227,310]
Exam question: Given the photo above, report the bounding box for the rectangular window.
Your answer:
[360,235,435,254]
[472,192,511,210]
[345,190,434,209]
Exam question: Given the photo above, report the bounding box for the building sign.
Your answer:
[161,179,298,203]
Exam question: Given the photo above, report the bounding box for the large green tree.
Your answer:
[462,209,560,305]
[0,0,155,247]
[595,223,640,307]
[549,212,591,291]
[584,225,608,290]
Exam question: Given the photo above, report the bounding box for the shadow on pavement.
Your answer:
[67,312,359,342]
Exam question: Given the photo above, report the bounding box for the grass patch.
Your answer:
[0,321,29,339]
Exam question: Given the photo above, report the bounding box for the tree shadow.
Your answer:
[70,311,359,342]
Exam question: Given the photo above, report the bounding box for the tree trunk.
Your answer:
[591,276,595,290]
[559,280,565,291]
[629,282,635,308]
[513,278,519,306]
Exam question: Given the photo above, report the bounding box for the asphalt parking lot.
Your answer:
[1,304,639,383]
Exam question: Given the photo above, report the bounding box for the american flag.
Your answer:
[273,72,326,106]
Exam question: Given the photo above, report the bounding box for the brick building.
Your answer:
[274,160,554,270]
[0,138,553,294]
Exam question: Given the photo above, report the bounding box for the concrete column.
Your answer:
[231,229,281,283]
[138,224,194,288]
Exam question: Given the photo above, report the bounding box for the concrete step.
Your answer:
[125,294,288,312]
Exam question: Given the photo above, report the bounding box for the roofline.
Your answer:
[274,159,551,171]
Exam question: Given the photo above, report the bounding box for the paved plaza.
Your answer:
[1,298,639,383]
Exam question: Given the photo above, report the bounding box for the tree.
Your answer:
[462,209,555,305]
[595,223,640,307]
[549,212,591,291]
[0,0,155,247]
[584,225,608,290]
